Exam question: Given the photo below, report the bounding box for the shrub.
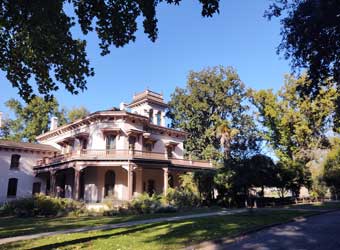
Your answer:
[155,205,178,213]
[127,193,162,214]
[0,194,85,217]
[165,187,201,209]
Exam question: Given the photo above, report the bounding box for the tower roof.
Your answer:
[127,89,168,108]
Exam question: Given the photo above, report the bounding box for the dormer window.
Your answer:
[10,154,20,169]
[149,109,153,123]
[156,111,161,126]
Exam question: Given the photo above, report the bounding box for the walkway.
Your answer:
[0,208,247,245]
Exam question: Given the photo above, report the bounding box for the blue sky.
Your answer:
[0,0,290,115]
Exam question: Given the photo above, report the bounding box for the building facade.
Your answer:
[1,90,213,203]
[0,141,58,203]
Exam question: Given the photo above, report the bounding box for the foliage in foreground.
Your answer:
[0,1,219,102]
[0,194,85,217]
[266,0,340,129]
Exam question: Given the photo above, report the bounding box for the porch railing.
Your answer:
[35,149,213,169]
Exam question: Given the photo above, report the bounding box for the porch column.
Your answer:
[163,167,169,196]
[50,170,56,197]
[73,168,80,200]
[127,164,134,200]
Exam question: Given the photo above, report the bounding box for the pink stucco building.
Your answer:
[1,90,214,203]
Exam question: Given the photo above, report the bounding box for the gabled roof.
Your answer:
[0,140,59,152]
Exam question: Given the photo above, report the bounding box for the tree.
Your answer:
[247,154,277,197]
[0,1,220,102]
[67,107,90,122]
[0,97,64,142]
[252,74,336,163]
[251,74,335,196]
[266,0,340,128]
[167,66,261,162]
[323,146,340,198]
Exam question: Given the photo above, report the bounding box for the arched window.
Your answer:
[7,178,18,197]
[156,111,162,126]
[148,109,153,123]
[104,171,116,197]
[10,154,20,169]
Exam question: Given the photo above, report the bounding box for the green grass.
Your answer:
[1,210,316,250]
[0,207,221,239]
[285,201,340,210]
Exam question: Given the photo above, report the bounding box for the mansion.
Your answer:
[0,90,214,203]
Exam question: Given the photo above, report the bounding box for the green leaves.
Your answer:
[266,0,340,128]
[0,97,60,142]
[251,74,337,163]
[0,98,90,142]
[167,66,261,161]
[0,0,220,102]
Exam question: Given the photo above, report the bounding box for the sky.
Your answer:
[0,0,291,115]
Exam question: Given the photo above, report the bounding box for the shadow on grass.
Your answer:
[27,223,160,250]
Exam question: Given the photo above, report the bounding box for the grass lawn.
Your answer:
[0,207,221,239]
[285,201,340,210]
[0,210,317,250]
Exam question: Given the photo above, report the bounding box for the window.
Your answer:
[148,109,153,123]
[10,154,20,169]
[167,146,173,158]
[169,174,174,188]
[106,135,116,150]
[7,178,18,197]
[32,182,41,195]
[81,138,88,150]
[156,111,162,126]
[128,136,136,151]
[104,171,116,197]
[147,180,155,196]
[144,142,152,152]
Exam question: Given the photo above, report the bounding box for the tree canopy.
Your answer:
[0,97,61,142]
[266,0,340,127]
[251,74,336,196]
[167,66,261,162]
[67,106,90,122]
[252,74,336,163]
[0,0,220,102]
[0,98,90,142]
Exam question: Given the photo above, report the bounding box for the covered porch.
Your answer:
[37,161,188,203]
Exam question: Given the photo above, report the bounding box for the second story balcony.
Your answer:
[35,149,214,170]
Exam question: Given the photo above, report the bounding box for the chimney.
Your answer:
[0,112,2,128]
[50,116,58,131]
[119,102,127,111]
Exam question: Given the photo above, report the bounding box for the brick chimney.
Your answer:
[50,116,58,131]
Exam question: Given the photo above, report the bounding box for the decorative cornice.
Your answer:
[37,110,187,141]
